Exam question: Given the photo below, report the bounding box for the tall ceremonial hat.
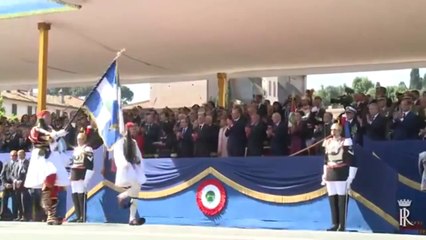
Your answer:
[36,110,50,118]
[85,125,92,136]
[125,122,135,129]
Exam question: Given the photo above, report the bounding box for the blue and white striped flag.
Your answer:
[84,60,124,150]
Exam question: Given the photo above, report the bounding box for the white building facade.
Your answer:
[1,90,82,117]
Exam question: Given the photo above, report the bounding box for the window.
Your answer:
[273,82,277,97]
[27,106,32,115]
[268,81,272,96]
[12,104,17,115]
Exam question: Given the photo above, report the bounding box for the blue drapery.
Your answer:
[142,156,324,196]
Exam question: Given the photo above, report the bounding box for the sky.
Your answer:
[126,83,150,103]
[306,69,426,90]
[126,68,426,104]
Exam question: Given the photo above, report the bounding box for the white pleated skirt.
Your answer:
[24,149,70,189]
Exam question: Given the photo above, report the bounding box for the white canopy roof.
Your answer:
[1,0,426,89]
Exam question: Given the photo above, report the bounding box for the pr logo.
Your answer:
[398,199,414,228]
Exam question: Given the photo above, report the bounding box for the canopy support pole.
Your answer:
[37,22,51,112]
[217,72,228,108]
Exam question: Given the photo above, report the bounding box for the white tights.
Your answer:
[71,180,85,194]
[326,181,347,196]
[118,182,140,222]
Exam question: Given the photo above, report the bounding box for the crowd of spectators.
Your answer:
[0,86,425,159]
[119,87,426,158]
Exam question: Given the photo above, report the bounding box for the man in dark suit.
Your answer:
[193,113,212,157]
[323,112,333,138]
[392,99,423,140]
[363,102,387,141]
[177,118,194,157]
[205,115,219,156]
[312,96,326,120]
[253,95,267,120]
[267,113,289,156]
[0,150,18,221]
[13,150,31,221]
[246,113,267,156]
[143,113,161,157]
[225,107,247,157]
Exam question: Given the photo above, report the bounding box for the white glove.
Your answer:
[346,166,358,190]
[56,129,68,138]
[321,174,326,186]
[321,165,327,186]
[50,130,68,139]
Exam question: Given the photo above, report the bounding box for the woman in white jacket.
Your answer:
[113,122,147,225]
[217,116,229,157]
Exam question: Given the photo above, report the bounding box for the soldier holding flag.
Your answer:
[25,110,69,225]
[113,122,146,225]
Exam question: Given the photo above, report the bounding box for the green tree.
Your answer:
[120,86,134,104]
[316,85,345,106]
[352,77,374,94]
[0,97,6,117]
[386,81,408,101]
[366,88,376,97]
[410,68,422,90]
[398,81,408,92]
